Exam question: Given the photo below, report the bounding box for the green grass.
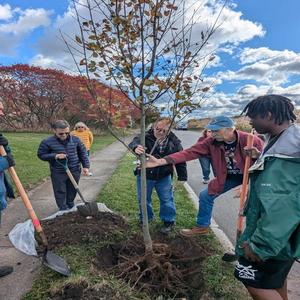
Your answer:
[3,132,115,189]
[24,152,250,300]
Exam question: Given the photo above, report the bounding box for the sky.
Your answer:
[1,0,300,118]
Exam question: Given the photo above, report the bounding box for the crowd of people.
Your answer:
[0,94,299,300]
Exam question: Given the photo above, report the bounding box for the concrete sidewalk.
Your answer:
[0,138,131,300]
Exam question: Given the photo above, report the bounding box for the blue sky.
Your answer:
[1,0,300,117]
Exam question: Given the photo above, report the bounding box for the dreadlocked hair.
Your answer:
[242,94,297,125]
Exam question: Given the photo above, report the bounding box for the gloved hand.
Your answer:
[4,153,15,167]
[0,134,8,146]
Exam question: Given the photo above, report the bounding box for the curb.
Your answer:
[183,182,235,253]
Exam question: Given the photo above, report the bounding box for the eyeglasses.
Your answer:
[57,132,70,136]
[155,127,167,133]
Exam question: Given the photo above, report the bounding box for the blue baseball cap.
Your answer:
[206,115,234,130]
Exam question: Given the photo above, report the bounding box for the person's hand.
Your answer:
[55,153,67,159]
[242,241,261,262]
[233,185,242,198]
[4,153,15,167]
[82,168,89,176]
[134,145,145,155]
[244,146,261,159]
[145,154,167,168]
[0,134,8,146]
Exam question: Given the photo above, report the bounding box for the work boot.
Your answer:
[0,266,13,278]
[180,226,209,237]
[222,252,238,262]
[160,221,174,234]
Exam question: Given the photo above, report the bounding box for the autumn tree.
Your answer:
[0,64,137,130]
[65,0,224,291]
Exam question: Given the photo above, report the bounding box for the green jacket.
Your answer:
[236,124,300,261]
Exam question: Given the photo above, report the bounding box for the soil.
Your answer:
[39,211,128,250]
[41,211,213,300]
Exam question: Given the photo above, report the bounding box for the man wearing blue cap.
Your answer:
[146,115,264,236]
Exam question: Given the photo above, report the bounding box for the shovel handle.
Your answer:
[0,146,48,246]
[236,133,254,235]
[65,168,87,204]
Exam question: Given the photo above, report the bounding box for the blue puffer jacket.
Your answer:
[37,135,90,173]
[0,156,9,211]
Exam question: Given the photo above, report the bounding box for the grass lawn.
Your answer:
[3,132,116,189]
[24,152,250,300]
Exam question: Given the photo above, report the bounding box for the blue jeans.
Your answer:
[136,175,175,223]
[197,176,243,227]
[199,157,212,180]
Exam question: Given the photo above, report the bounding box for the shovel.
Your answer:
[222,132,254,262]
[0,146,71,276]
[56,158,99,217]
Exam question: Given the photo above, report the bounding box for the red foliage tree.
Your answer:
[0,64,138,130]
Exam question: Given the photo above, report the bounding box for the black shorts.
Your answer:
[234,256,294,289]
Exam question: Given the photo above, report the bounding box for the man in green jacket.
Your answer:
[235,94,300,300]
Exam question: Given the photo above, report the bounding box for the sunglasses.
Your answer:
[57,132,70,136]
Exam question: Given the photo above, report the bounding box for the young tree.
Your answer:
[65,0,224,288]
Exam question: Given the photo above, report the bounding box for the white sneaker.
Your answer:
[88,172,93,176]
[202,179,209,184]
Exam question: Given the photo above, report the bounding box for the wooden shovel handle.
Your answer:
[236,133,254,235]
[0,146,47,246]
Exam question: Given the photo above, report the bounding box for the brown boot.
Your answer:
[180,226,209,237]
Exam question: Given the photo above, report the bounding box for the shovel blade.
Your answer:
[77,202,98,217]
[43,251,71,276]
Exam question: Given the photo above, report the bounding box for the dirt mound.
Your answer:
[95,233,210,299]
[40,211,128,250]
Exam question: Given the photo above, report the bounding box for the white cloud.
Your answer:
[0,4,12,20]
[0,5,52,56]
[218,47,300,86]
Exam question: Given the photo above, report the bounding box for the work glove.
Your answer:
[4,153,15,167]
[0,134,8,147]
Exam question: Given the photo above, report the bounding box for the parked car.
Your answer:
[175,122,188,130]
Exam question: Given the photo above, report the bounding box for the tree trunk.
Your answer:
[140,105,153,254]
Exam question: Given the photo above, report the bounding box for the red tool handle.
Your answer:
[236,133,254,239]
[0,146,48,246]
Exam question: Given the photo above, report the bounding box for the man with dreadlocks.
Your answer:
[234,94,300,300]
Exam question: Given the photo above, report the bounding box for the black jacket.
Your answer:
[129,129,187,181]
[37,135,89,173]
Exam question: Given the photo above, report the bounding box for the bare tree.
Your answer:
[63,0,225,290]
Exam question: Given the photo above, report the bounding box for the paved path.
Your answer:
[0,138,131,300]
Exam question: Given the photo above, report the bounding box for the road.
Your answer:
[174,129,300,299]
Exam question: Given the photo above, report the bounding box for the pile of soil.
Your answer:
[41,211,213,299]
[40,211,128,250]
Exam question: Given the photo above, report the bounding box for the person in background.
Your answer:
[198,129,215,184]
[37,120,90,211]
[0,101,15,278]
[71,122,94,176]
[146,115,264,237]
[128,117,187,234]
[234,95,299,300]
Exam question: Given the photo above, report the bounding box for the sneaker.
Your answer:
[159,222,174,234]
[88,172,93,176]
[0,266,13,278]
[222,252,238,262]
[202,179,209,184]
[180,226,209,237]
